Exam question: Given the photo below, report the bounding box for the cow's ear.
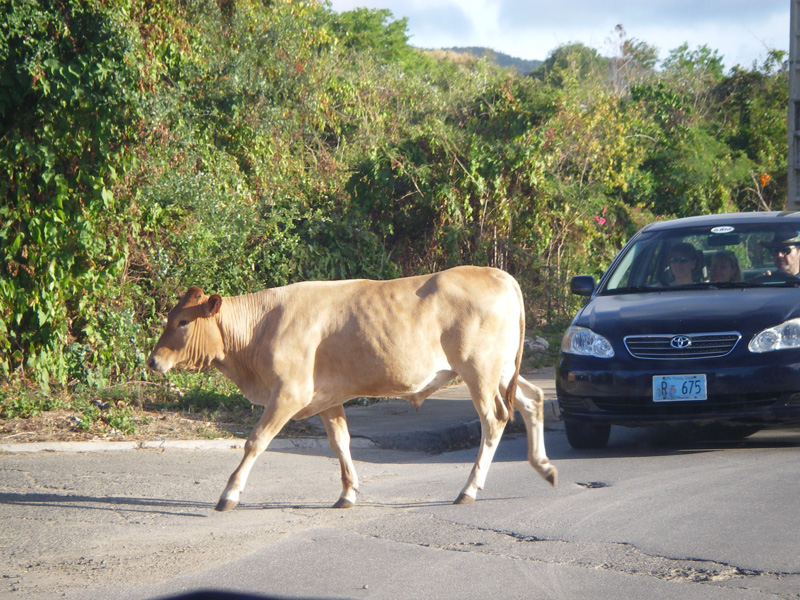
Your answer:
[205,294,222,317]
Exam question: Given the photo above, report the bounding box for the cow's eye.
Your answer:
[178,319,189,327]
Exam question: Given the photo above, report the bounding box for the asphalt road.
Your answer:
[2,424,800,600]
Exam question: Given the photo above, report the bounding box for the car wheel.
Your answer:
[564,419,611,449]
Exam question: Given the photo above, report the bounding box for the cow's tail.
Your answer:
[502,279,525,423]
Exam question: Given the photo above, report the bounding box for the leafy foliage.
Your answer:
[1,0,145,388]
[0,0,788,427]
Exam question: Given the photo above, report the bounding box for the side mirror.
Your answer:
[570,275,596,297]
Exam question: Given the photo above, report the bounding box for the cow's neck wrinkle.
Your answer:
[209,290,281,402]
[216,289,277,365]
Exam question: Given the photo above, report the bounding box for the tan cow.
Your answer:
[146,266,557,510]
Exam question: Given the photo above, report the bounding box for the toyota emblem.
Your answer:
[670,335,692,349]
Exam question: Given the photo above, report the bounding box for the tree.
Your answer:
[711,51,788,209]
[607,25,659,94]
[330,7,412,65]
[661,43,725,120]
[532,43,609,93]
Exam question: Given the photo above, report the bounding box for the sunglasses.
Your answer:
[669,256,693,264]
[771,246,797,256]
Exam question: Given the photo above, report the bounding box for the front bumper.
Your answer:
[556,359,800,428]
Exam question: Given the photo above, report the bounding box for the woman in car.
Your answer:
[667,242,701,285]
[709,250,743,282]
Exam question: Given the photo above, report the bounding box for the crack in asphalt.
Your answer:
[354,512,800,596]
[493,527,767,583]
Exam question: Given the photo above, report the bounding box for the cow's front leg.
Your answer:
[216,400,299,512]
[319,405,359,508]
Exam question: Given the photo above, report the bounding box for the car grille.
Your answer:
[623,332,741,360]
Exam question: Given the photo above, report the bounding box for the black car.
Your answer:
[556,211,800,449]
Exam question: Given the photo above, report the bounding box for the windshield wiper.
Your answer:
[604,286,663,294]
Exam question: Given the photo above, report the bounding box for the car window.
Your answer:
[601,224,800,294]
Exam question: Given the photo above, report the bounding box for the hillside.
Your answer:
[442,46,542,73]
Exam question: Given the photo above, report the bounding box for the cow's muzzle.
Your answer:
[146,355,170,374]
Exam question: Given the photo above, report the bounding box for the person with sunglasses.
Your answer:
[667,242,701,285]
[760,230,800,277]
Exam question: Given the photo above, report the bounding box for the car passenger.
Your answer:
[709,250,743,282]
[667,242,701,285]
[760,231,800,276]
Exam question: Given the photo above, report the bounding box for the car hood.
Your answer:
[577,288,800,337]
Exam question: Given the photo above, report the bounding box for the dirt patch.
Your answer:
[0,405,323,445]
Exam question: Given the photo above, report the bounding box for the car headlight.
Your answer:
[749,318,800,353]
[561,326,615,358]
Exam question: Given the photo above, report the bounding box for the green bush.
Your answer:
[1,0,145,387]
[0,1,788,410]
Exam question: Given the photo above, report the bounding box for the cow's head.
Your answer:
[146,287,224,374]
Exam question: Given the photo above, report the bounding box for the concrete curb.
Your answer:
[363,400,562,453]
[0,400,561,455]
[0,437,376,454]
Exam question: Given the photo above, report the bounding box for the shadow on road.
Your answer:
[159,592,306,600]
[0,491,462,514]
[0,491,213,516]
[157,593,296,600]
[540,426,800,462]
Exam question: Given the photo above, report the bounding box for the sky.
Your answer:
[327,0,790,69]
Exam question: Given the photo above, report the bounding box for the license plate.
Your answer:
[652,374,707,402]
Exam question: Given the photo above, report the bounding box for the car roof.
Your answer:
[640,211,800,232]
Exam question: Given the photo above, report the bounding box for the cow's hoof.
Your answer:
[332,498,354,509]
[453,492,475,505]
[546,466,558,488]
[215,498,238,512]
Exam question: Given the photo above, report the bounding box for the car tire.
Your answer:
[564,419,611,449]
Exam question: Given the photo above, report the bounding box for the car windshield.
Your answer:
[601,222,800,294]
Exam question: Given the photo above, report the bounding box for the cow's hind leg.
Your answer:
[455,378,508,504]
[216,401,298,512]
[319,405,359,509]
[513,376,558,487]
